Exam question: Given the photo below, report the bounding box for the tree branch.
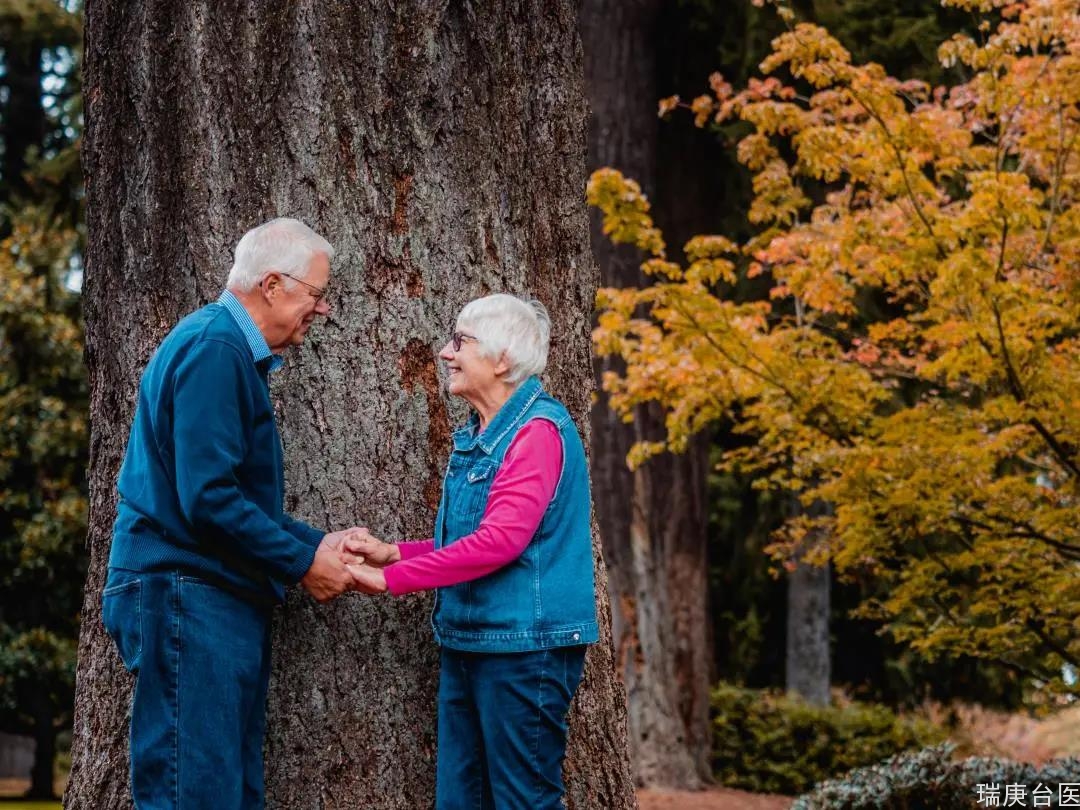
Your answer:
[1025,619,1080,671]
[953,514,1080,561]
[669,298,856,448]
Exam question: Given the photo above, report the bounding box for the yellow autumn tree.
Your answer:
[589,0,1080,694]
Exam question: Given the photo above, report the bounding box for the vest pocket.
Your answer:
[461,461,497,518]
[102,578,143,673]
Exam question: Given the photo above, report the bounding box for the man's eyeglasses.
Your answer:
[451,331,479,352]
[279,272,329,303]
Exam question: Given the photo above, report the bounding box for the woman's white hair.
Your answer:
[226,217,334,292]
[457,293,551,385]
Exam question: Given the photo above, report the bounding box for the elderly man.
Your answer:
[102,217,358,809]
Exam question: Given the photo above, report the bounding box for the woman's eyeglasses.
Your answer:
[452,332,478,352]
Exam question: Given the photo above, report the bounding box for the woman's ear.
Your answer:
[494,351,511,378]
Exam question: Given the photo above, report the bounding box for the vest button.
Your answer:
[572,632,580,641]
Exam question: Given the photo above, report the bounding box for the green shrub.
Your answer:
[793,743,1080,809]
[711,682,944,794]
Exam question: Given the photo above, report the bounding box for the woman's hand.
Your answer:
[341,528,401,567]
[346,562,388,595]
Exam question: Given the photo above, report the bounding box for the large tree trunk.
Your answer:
[66,2,636,808]
[581,0,711,789]
[27,696,56,800]
[1,38,44,202]
[785,499,831,706]
[785,559,831,706]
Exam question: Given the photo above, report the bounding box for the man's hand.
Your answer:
[320,527,364,552]
[300,543,355,603]
[319,527,369,566]
[341,528,401,568]
[346,562,388,595]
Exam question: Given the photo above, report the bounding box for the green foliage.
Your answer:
[674,0,966,88]
[0,0,80,44]
[0,4,86,764]
[0,627,77,727]
[0,199,86,739]
[0,0,82,215]
[708,465,1024,707]
[810,0,968,83]
[793,743,1080,809]
[708,464,788,683]
[711,682,944,794]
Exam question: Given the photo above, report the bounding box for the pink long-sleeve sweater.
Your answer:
[383,419,563,595]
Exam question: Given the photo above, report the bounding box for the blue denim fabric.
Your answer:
[102,568,272,809]
[432,376,598,652]
[435,646,586,810]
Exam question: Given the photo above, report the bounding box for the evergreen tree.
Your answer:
[0,0,85,798]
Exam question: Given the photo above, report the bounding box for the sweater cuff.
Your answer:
[282,515,326,548]
[282,540,319,585]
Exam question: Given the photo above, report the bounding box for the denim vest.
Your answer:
[432,376,599,653]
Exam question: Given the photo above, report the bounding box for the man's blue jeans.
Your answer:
[435,646,587,810]
[102,569,273,809]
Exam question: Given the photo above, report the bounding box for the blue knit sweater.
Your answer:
[109,301,322,602]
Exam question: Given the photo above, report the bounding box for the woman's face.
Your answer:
[439,328,502,403]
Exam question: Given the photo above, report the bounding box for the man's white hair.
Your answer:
[457,293,551,385]
[226,217,334,292]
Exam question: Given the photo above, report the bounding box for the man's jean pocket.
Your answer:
[102,573,143,673]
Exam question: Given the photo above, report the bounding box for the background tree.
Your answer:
[583,0,983,726]
[666,0,976,711]
[0,0,83,798]
[0,0,81,204]
[0,203,85,799]
[580,0,712,786]
[682,0,1020,711]
[590,0,1080,698]
[66,2,636,808]
[574,0,969,775]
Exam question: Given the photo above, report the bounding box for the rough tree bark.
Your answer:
[66,1,637,808]
[786,559,831,706]
[581,0,712,789]
[786,499,831,706]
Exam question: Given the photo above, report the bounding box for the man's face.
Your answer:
[264,252,331,352]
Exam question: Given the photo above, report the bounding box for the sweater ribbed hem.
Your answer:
[109,531,305,603]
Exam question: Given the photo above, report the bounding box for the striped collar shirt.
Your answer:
[217,290,284,373]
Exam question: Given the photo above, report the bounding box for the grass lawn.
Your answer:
[0,779,63,808]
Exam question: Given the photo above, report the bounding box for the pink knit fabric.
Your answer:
[383,419,563,595]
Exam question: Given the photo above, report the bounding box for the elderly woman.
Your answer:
[347,293,597,809]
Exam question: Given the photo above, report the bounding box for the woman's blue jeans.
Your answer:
[435,646,587,810]
[102,569,273,809]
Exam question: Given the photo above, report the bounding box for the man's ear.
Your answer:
[261,272,282,301]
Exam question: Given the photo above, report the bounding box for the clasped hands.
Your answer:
[300,527,399,603]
